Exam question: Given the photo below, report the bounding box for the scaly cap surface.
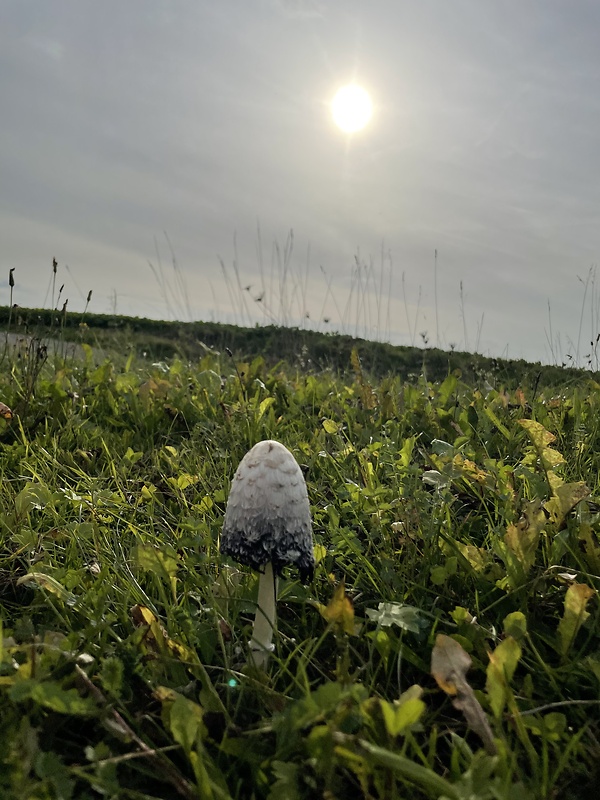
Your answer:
[220,440,314,582]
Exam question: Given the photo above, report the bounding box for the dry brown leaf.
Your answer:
[431,633,497,755]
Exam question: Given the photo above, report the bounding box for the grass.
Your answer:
[0,330,599,798]
[0,302,593,388]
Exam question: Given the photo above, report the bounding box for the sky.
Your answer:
[2,0,600,365]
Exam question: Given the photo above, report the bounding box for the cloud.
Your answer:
[24,34,64,61]
[1,0,600,363]
[268,0,325,19]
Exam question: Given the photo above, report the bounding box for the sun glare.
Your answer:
[331,84,373,133]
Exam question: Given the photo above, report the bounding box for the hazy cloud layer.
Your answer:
[2,0,599,363]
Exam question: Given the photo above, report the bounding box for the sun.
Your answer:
[331,84,373,133]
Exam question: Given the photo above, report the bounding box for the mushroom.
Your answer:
[220,440,314,667]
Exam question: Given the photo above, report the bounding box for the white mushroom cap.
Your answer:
[220,440,314,582]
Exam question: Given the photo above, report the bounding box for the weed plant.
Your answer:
[0,340,599,799]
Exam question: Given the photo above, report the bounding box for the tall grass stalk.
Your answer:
[434,248,440,348]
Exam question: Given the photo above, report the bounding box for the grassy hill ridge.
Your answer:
[0,304,591,388]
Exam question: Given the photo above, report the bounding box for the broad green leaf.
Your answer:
[438,374,458,405]
[197,369,222,393]
[483,405,511,440]
[431,438,455,456]
[168,693,205,755]
[171,472,199,491]
[121,447,144,465]
[10,679,96,716]
[380,685,425,737]
[267,761,301,800]
[539,446,566,471]
[141,484,157,501]
[366,602,428,635]
[15,482,54,515]
[156,687,227,798]
[34,751,75,799]
[450,606,475,625]
[486,636,521,718]
[557,583,596,657]
[430,565,447,586]
[99,657,124,696]
[194,495,214,513]
[134,543,179,580]
[503,611,527,642]
[522,712,567,742]
[17,573,77,606]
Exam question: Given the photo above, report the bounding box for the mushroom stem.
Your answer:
[249,562,278,668]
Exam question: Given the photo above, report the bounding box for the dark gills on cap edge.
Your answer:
[221,517,315,583]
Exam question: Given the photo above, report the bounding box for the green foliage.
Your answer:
[0,334,599,798]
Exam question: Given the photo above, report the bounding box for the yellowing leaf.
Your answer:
[539,447,566,471]
[503,499,546,578]
[557,583,596,657]
[322,418,340,434]
[518,419,566,471]
[455,542,488,572]
[545,481,590,527]
[194,495,213,513]
[431,634,496,755]
[577,524,600,572]
[131,604,196,663]
[518,419,556,449]
[141,484,157,501]
[313,543,327,564]
[257,396,275,421]
[485,637,522,718]
[139,378,170,400]
[547,471,564,493]
[173,473,199,491]
[318,582,355,635]
[452,455,490,485]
